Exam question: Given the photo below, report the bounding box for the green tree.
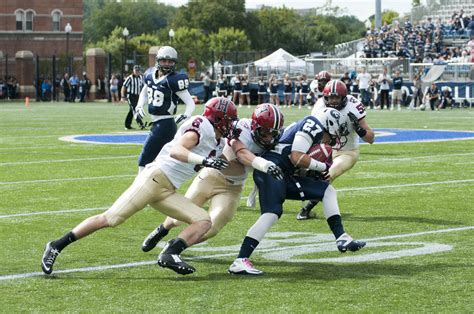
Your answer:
[170,28,210,73]
[171,0,247,34]
[83,0,176,43]
[209,28,249,53]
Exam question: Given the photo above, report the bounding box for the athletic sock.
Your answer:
[163,238,188,255]
[53,231,77,252]
[157,224,169,237]
[326,215,345,239]
[237,236,260,259]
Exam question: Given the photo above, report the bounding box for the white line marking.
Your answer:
[0,155,136,166]
[0,226,472,281]
[0,207,107,219]
[0,174,135,186]
[1,179,473,218]
[358,152,474,164]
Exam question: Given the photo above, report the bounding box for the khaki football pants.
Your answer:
[170,167,243,240]
[104,167,210,227]
[329,149,360,182]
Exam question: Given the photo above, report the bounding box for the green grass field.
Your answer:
[1,101,473,312]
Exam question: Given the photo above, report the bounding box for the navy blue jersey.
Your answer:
[270,80,279,94]
[300,80,310,93]
[233,78,242,91]
[284,79,292,93]
[241,80,249,93]
[294,80,301,92]
[266,116,325,174]
[393,76,403,90]
[258,80,266,93]
[217,78,226,91]
[143,68,189,116]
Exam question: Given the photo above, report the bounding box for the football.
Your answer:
[307,143,333,164]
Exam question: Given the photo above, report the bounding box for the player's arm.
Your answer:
[228,139,284,180]
[170,131,228,170]
[290,132,328,172]
[175,90,196,124]
[134,85,148,119]
[357,118,375,144]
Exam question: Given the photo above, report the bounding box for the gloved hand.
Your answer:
[267,164,284,180]
[202,157,228,170]
[135,106,145,121]
[174,114,188,125]
[347,112,367,137]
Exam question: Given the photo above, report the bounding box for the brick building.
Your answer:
[0,0,83,78]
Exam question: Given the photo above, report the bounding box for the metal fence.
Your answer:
[409,62,474,81]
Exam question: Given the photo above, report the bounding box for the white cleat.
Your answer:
[228,258,263,275]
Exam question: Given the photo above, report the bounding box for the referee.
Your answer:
[121,65,145,130]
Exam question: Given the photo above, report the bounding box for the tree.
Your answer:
[171,0,247,34]
[83,0,176,43]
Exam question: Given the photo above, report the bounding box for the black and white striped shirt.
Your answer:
[123,74,143,96]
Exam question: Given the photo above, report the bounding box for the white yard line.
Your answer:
[0,174,135,186]
[357,152,474,164]
[0,225,472,281]
[0,155,136,166]
[1,178,473,219]
[0,207,107,219]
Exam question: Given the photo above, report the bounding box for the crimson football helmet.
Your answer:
[317,71,332,90]
[323,80,348,110]
[313,107,349,147]
[203,97,238,138]
[155,46,178,74]
[251,103,284,149]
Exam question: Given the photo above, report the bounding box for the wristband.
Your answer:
[308,158,327,172]
[251,157,271,173]
[356,127,367,138]
[187,152,205,165]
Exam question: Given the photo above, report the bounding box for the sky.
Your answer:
[157,0,415,22]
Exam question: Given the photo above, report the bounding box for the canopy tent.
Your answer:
[253,48,312,76]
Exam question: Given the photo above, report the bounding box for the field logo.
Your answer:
[60,129,474,145]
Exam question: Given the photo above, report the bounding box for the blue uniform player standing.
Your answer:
[228,108,366,275]
[135,46,196,172]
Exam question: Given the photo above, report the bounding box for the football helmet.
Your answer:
[313,107,349,147]
[323,80,348,110]
[203,97,238,138]
[155,46,178,74]
[251,103,284,149]
[317,71,332,90]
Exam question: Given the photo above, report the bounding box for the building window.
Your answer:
[26,11,33,31]
[16,11,24,30]
[52,12,60,31]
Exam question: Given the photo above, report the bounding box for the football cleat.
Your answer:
[142,225,168,252]
[296,207,314,220]
[157,253,195,275]
[336,233,366,253]
[41,241,60,275]
[228,258,263,275]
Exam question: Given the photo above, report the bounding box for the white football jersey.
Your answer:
[222,118,265,185]
[152,115,225,188]
[309,80,324,99]
[311,94,366,151]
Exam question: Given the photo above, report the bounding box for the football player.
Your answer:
[308,71,331,108]
[228,108,366,275]
[135,46,196,173]
[141,103,285,251]
[41,97,238,276]
[296,79,375,220]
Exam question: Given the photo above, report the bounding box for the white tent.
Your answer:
[254,48,310,75]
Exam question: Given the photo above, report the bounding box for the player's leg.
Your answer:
[289,177,365,252]
[200,179,242,241]
[229,171,285,275]
[296,150,359,220]
[137,118,177,172]
[141,168,212,252]
[42,169,155,274]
